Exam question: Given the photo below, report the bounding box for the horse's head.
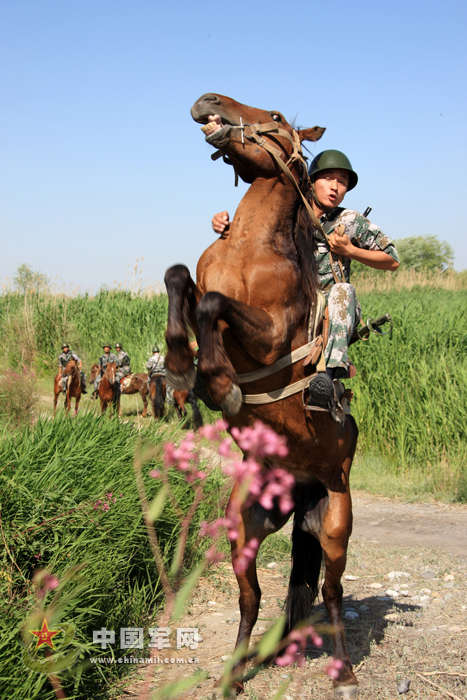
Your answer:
[63,359,77,375]
[89,363,99,383]
[191,93,325,184]
[104,362,117,385]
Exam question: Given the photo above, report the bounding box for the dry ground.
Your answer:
[116,492,467,700]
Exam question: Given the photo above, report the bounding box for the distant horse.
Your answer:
[173,389,203,429]
[97,362,120,415]
[148,374,166,419]
[53,359,82,416]
[148,374,203,428]
[164,94,359,697]
[91,364,149,417]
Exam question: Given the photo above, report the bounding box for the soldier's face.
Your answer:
[104,346,110,353]
[314,169,349,209]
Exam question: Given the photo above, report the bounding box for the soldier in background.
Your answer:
[115,343,131,384]
[58,343,87,393]
[93,344,117,396]
[146,345,165,378]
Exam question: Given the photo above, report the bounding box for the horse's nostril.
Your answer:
[202,93,220,104]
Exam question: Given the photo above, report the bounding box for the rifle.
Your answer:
[354,314,393,342]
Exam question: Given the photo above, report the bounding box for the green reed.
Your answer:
[0,414,224,699]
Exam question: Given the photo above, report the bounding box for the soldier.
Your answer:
[146,345,165,378]
[93,344,117,396]
[58,343,87,393]
[115,342,131,384]
[211,149,400,407]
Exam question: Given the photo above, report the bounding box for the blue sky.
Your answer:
[1,0,466,293]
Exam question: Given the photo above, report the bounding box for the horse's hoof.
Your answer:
[166,367,195,391]
[334,684,358,699]
[220,383,243,416]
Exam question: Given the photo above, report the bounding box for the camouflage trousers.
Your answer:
[324,283,361,371]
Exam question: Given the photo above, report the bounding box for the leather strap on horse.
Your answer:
[242,375,313,405]
[236,337,321,384]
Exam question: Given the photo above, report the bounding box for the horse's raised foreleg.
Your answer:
[228,486,291,686]
[164,264,199,390]
[195,291,276,415]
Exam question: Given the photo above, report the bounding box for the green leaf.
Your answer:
[170,562,205,621]
[147,484,169,522]
[255,615,285,661]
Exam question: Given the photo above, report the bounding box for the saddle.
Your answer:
[120,375,133,390]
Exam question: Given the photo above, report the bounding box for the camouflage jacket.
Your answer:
[115,350,131,374]
[315,208,400,291]
[146,353,165,377]
[58,351,80,369]
[99,352,117,373]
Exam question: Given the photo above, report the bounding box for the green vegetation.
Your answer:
[0,415,224,699]
[350,287,466,501]
[0,283,465,501]
[0,289,168,373]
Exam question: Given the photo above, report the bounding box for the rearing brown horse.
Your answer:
[165,94,360,697]
[53,359,82,416]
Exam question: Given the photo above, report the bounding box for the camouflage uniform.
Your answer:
[316,208,399,372]
[115,349,131,382]
[146,352,165,378]
[58,350,80,392]
[94,351,118,392]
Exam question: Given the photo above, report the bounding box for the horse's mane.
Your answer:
[292,183,319,313]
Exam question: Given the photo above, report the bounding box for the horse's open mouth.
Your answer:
[198,114,233,146]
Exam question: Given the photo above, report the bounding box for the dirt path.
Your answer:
[117,492,467,700]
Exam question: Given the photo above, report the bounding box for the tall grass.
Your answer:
[350,287,466,500]
[0,289,168,373]
[0,414,224,699]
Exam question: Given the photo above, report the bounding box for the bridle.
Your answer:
[212,119,345,283]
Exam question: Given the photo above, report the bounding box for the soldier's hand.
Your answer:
[328,225,354,257]
[212,210,230,236]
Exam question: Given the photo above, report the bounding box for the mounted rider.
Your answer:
[212,149,399,412]
[93,344,117,396]
[115,342,131,386]
[58,343,87,393]
[146,345,165,378]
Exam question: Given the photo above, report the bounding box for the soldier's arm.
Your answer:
[329,213,399,271]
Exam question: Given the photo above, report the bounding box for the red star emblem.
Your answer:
[30,618,61,650]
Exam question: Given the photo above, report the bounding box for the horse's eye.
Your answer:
[271,112,282,122]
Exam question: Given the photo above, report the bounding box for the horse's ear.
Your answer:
[297,126,326,142]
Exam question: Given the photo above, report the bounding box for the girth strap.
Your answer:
[236,337,320,384]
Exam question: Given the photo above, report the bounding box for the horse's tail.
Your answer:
[284,484,325,635]
[153,376,165,418]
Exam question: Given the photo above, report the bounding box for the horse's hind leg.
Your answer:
[319,450,358,697]
[164,265,198,390]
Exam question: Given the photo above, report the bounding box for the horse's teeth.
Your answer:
[201,122,221,135]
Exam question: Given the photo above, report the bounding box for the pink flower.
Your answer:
[325,658,344,679]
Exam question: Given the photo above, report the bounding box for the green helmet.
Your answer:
[308,150,358,191]
[115,343,122,349]
[152,345,159,353]
[61,343,70,350]
[102,344,112,349]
